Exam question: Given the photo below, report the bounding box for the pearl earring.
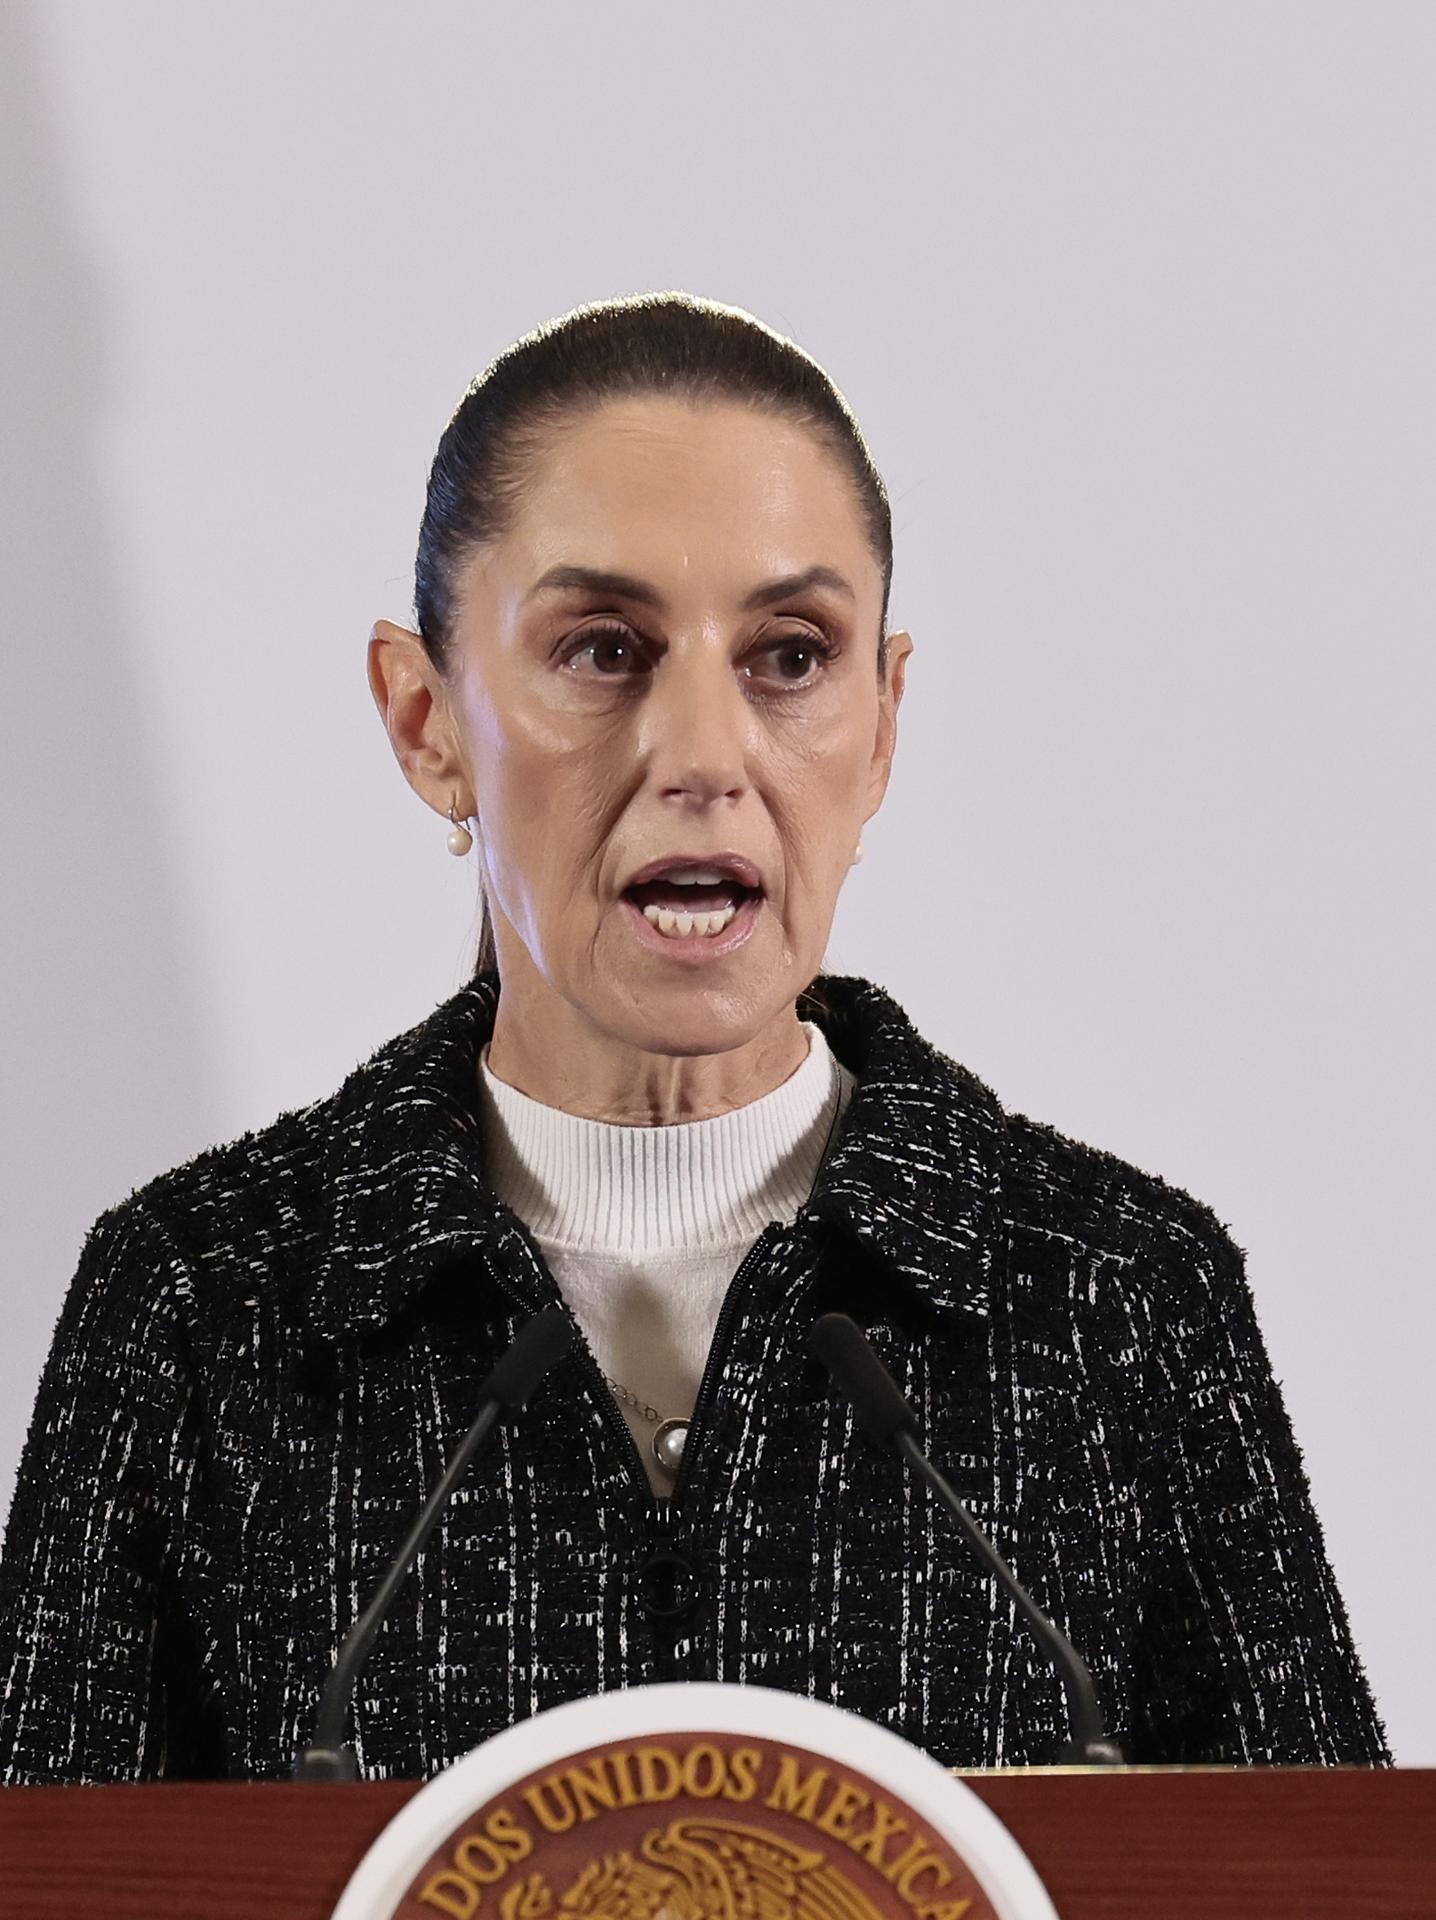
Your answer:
[851,839,864,866]
[446,803,474,858]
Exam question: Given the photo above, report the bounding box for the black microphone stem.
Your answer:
[295,1305,574,1781]
[895,1430,1121,1766]
[809,1311,1123,1768]
[297,1396,504,1779]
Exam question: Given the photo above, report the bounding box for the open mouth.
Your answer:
[623,877,762,940]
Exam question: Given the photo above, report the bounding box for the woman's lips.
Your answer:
[619,888,763,961]
[621,852,764,893]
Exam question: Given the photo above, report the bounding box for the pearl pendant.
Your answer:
[652,1418,689,1474]
[446,823,473,857]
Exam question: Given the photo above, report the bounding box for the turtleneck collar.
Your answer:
[303,971,1010,1343]
[476,1022,857,1257]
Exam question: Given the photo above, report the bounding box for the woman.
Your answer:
[0,293,1389,1781]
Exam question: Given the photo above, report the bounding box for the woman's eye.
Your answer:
[564,625,644,676]
[561,624,836,688]
[760,634,838,684]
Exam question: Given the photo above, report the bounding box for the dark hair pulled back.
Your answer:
[412,291,893,988]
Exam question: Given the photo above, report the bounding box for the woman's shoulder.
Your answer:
[965,1105,1273,1425]
[63,1076,352,1338]
[74,981,493,1309]
[1003,1105,1240,1260]
[998,1101,1251,1327]
[816,971,1247,1316]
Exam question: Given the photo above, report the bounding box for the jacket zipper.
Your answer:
[480,1244,659,1507]
[667,1220,786,1506]
[483,1216,789,1511]
[480,1218,786,1681]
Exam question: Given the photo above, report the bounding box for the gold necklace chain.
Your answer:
[605,1375,665,1423]
[606,1376,690,1474]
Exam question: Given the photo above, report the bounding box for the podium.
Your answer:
[1,1770,1432,1918]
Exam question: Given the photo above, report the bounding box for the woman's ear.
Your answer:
[367,619,473,817]
[864,627,913,815]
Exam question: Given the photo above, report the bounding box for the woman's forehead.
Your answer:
[499,396,874,574]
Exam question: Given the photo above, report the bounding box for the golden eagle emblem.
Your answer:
[498,1818,884,1920]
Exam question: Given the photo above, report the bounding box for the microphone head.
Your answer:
[484,1307,575,1412]
[808,1312,920,1447]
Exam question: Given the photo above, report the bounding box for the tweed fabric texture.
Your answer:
[0,971,1390,1782]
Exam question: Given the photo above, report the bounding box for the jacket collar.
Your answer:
[306,970,1008,1342]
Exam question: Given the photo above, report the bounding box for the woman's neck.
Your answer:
[478,1020,853,1255]
[483,954,814,1126]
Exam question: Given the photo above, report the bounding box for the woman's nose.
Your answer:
[635,654,756,795]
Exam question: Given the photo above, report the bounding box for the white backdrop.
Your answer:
[2,2,1431,1761]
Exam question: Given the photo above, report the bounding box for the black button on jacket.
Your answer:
[0,971,1390,1781]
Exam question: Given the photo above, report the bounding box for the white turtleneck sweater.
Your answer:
[476,1023,857,1495]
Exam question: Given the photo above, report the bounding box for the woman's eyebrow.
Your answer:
[525,563,856,611]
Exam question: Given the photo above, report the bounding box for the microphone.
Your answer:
[295,1307,574,1780]
[808,1311,1124,1767]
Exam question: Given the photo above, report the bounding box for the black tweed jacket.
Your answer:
[0,971,1389,1782]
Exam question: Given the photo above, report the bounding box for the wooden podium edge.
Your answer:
[1,1768,1432,1920]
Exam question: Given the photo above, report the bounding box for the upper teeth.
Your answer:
[658,867,730,885]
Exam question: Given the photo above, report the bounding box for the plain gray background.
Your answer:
[2,3,1431,1761]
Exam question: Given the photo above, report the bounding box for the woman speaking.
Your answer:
[0,293,1389,1781]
